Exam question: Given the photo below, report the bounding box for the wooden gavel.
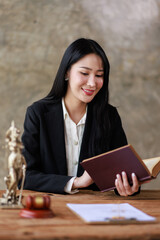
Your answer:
[26,195,51,210]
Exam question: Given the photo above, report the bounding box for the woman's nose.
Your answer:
[87,75,96,87]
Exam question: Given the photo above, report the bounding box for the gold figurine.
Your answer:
[0,121,26,208]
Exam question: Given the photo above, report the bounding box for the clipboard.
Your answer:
[67,203,156,225]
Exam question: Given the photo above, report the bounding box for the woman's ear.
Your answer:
[65,71,70,81]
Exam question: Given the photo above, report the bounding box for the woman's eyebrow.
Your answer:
[79,67,104,72]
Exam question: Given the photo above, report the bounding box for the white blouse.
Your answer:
[62,98,87,193]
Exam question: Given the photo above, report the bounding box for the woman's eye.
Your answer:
[96,75,103,78]
[81,72,88,76]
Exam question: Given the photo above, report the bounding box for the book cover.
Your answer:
[81,144,152,192]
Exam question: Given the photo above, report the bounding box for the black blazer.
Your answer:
[22,98,127,194]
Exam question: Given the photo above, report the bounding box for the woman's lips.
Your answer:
[82,88,95,96]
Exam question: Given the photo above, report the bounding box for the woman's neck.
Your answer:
[64,97,87,125]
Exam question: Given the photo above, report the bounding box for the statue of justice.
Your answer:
[0,121,26,208]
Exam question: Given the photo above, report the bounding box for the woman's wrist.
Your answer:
[72,172,93,190]
[72,176,88,189]
[72,177,79,189]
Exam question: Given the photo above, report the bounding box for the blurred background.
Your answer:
[0,0,159,189]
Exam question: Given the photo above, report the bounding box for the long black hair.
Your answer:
[47,38,111,156]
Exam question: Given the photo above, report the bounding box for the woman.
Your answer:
[22,38,140,196]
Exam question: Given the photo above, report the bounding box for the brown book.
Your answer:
[81,144,160,192]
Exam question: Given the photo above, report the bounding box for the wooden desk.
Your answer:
[0,190,160,240]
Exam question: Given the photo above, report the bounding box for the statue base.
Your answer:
[0,197,23,209]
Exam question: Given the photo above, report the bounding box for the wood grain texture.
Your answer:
[0,190,159,240]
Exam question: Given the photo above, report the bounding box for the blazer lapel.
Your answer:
[44,101,67,175]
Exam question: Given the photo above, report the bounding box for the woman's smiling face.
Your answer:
[65,53,104,104]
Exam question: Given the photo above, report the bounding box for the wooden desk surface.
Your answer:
[0,190,160,240]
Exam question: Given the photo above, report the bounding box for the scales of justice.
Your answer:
[0,121,26,208]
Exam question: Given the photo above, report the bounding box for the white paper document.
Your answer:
[67,203,156,223]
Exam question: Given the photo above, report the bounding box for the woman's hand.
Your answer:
[115,171,139,196]
[72,171,94,189]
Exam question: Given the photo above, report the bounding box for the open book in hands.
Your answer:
[81,144,160,192]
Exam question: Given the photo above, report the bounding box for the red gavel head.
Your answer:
[26,195,50,210]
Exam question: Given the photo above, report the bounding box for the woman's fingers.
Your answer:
[115,173,128,196]
[115,172,139,196]
[121,171,133,195]
[131,173,139,192]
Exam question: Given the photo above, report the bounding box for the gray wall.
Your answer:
[0,0,160,189]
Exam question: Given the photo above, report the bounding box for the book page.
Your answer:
[143,157,160,176]
[67,203,156,223]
